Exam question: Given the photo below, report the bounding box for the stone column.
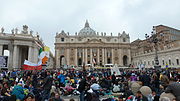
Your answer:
[34,47,39,63]
[104,48,107,64]
[85,48,87,65]
[66,48,70,65]
[8,43,13,69]
[128,49,131,65]
[28,46,33,62]
[97,48,100,65]
[111,48,114,64]
[13,45,18,68]
[102,48,105,66]
[82,48,85,64]
[55,50,60,68]
[119,49,122,66]
[0,45,3,56]
[75,48,78,66]
[90,48,92,64]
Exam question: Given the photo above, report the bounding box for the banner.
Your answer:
[111,64,121,76]
[22,60,42,70]
[0,56,8,68]
[22,65,42,70]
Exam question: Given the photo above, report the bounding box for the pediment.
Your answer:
[86,39,104,44]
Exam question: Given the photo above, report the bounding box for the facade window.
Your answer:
[88,39,90,41]
[88,61,90,64]
[176,59,179,65]
[152,61,154,65]
[148,61,150,65]
[162,60,165,65]
[99,39,101,41]
[88,55,90,57]
[169,59,171,65]
[71,39,74,41]
[123,38,126,42]
[100,55,102,57]
[61,38,64,42]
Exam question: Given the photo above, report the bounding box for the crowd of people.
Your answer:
[0,68,179,101]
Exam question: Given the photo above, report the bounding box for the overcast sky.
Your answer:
[0,0,180,54]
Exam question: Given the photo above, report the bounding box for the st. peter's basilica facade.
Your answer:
[55,21,131,68]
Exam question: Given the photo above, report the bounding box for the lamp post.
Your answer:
[145,28,168,70]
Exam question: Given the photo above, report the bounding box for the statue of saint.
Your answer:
[36,32,39,38]
[15,28,18,34]
[11,29,14,34]
[1,27,4,34]
[22,25,28,34]
[30,30,33,35]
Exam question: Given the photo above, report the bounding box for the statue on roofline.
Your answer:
[1,27,4,34]
[11,29,14,34]
[22,25,28,34]
[15,28,18,34]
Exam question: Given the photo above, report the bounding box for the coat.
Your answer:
[43,75,53,90]
[11,85,25,100]
[77,78,87,93]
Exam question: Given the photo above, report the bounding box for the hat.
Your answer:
[131,73,135,76]
[17,83,22,86]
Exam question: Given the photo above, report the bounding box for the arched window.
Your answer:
[107,58,111,64]
[123,38,126,42]
[61,38,64,42]
[78,58,82,66]
[60,56,66,67]
[123,55,128,66]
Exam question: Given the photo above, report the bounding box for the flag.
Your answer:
[93,58,96,64]
[39,46,50,59]
[39,51,46,59]
[39,48,43,55]
[44,46,50,52]
[38,46,50,66]
[170,72,172,78]
[22,60,42,70]
[42,56,48,65]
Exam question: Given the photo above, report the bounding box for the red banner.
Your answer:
[22,65,42,70]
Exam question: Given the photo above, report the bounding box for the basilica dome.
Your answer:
[78,20,96,36]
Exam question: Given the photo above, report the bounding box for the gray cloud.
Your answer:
[0,0,180,54]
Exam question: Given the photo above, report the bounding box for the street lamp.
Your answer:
[145,28,168,70]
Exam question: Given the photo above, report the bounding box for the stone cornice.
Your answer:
[55,44,131,49]
[133,47,180,58]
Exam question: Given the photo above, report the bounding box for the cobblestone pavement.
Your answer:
[62,95,79,101]
[61,95,110,101]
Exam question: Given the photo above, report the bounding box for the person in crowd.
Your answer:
[58,71,66,87]
[130,73,137,82]
[24,93,35,101]
[165,82,180,101]
[90,80,101,98]
[151,73,160,93]
[160,72,170,89]
[139,72,151,86]
[41,71,53,101]
[111,72,116,85]
[69,99,75,101]
[77,77,87,101]
[135,91,148,101]
[11,83,25,100]
[0,68,179,101]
